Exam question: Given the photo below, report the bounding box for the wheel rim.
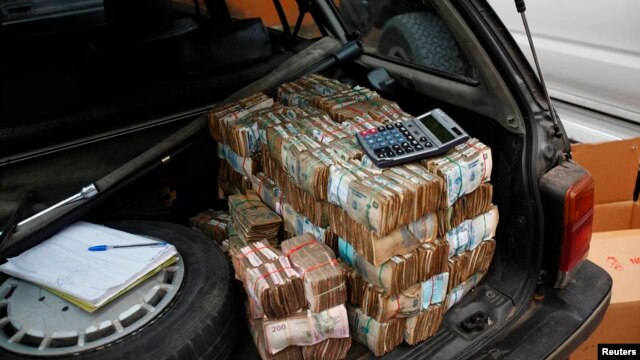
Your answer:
[0,253,184,356]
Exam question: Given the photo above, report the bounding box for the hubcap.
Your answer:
[0,254,184,356]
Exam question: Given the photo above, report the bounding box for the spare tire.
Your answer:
[0,220,237,360]
[378,12,476,79]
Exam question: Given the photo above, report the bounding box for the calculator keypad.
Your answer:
[361,122,437,160]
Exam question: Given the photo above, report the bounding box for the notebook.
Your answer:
[0,222,178,312]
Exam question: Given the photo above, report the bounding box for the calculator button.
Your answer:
[395,122,403,128]
[413,131,420,136]
[369,128,377,134]
[426,142,433,147]
[367,139,375,145]
[360,130,369,136]
[415,145,424,150]
[394,134,403,139]
[402,131,410,136]
[395,148,405,155]
[378,126,386,132]
[379,142,388,147]
[377,153,386,159]
[405,147,415,153]
[419,137,428,142]
[392,144,401,150]
[385,151,395,157]
[407,124,413,128]
[399,126,406,132]
[386,124,394,130]
[401,142,411,148]
[406,135,415,141]
[411,140,419,146]
[389,139,397,145]
[380,146,391,153]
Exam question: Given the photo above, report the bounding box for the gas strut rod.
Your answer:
[515,0,562,138]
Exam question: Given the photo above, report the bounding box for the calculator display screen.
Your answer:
[419,115,455,143]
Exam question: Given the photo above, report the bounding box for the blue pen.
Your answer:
[88,241,168,251]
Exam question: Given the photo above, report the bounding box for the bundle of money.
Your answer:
[348,305,406,357]
[209,93,273,143]
[281,203,336,250]
[218,159,252,197]
[281,234,346,312]
[327,161,443,237]
[330,98,410,125]
[423,138,493,207]
[404,303,446,345]
[447,239,495,291]
[446,206,499,257]
[447,249,471,292]
[468,238,496,276]
[189,210,230,244]
[446,272,485,310]
[366,99,414,124]
[253,168,329,228]
[344,267,365,306]
[247,314,303,360]
[437,183,494,236]
[222,223,247,253]
[230,240,282,283]
[229,192,282,244]
[262,304,350,355]
[301,337,351,360]
[222,113,261,158]
[251,173,287,215]
[338,238,448,295]
[312,87,380,119]
[245,256,307,319]
[218,143,260,178]
[331,209,438,265]
[277,75,351,107]
[355,272,449,323]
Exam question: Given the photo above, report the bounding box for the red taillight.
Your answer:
[558,174,594,274]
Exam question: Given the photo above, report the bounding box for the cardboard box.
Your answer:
[569,138,640,360]
[571,138,640,232]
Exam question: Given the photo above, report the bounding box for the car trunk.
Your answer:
[0,2,544,358]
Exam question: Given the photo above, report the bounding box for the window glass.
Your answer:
[226,0,322,39]
[338,0,477,79]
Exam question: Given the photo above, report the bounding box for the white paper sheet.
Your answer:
[0,222,177,307]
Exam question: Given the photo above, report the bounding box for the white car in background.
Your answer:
[489,0,640,143]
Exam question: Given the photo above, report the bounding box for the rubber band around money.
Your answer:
[301,259,339,280]
[252,266,296,296]
[238,244,270,259]
[284,239,317,257]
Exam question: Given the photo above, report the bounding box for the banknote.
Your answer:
[338,237,448,295]
[281,234,346,312]
[245,256,306,319]
[424,138,493,207]
[447,272,485,310]
[347,305,405,357]
[404,303,446,345]
[446,205,499,257]
[263,304,350,355]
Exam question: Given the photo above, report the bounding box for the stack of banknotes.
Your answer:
[188,209,230,244]
[208,93,275,197]
[229,231,351,359]
[229,192,282,245]
[209,74,500,358]
[281,234,347,312]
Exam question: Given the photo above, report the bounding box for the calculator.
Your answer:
[356,108,470,168]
